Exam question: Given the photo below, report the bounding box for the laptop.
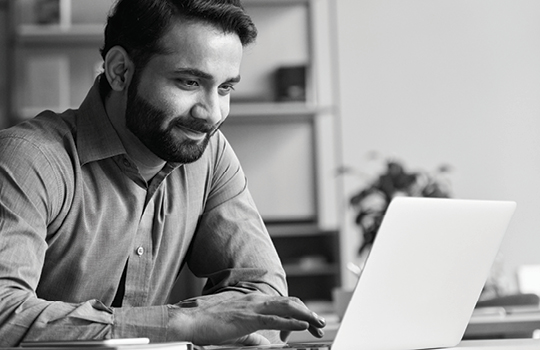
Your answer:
[214,197,516,350]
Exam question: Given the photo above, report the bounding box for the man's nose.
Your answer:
[191,92,223,126]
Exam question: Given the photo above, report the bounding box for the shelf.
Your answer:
[283,263,339,277]
[230,102,317,116]
[13,1,310,44]
[267,222,336,237]
[17,24,104,45]
[228,102,333,123]
[16,102,331,122]
[14,0,310,45]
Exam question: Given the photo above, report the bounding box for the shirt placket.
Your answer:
[122,195,155,307]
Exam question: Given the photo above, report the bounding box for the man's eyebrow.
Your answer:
[226,75,241,84]
[173,68,241,84]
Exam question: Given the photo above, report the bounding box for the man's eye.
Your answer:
[219,84,235,95]
[178,79,199,88]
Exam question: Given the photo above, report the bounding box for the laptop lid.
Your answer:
[332,197,516,350]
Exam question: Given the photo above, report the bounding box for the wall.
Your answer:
[334,0,540,291]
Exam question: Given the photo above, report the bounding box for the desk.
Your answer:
[1,339,539,350]
[451,338,540,349]
[287,309,540,346]
[286,336,540,349]
[465,308,540,339]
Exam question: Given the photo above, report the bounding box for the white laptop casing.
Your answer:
[333,197,516,350]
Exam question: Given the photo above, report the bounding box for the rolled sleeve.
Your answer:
[0,298,114,345]
[113,305,168,342]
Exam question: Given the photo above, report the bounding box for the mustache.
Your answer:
[173,118,223,136]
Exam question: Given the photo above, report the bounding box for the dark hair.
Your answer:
[98,0,257,98]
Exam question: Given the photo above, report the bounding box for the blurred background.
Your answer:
[1,0,540,307]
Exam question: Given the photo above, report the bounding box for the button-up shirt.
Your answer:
[0,80,287,346]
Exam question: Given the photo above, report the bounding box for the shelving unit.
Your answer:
[269,223,340,301]
[6,0,341,302]
[0,0,9,129]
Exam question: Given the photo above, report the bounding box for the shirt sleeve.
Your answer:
[0,134,169,346]
[185,132,288,298]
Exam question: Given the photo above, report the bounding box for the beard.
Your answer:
[125,79,218,164]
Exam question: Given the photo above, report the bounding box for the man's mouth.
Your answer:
[176,125,208,140]
[173,118,223,139]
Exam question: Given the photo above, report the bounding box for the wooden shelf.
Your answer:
[283,263,339,277]
[228,102,333,123]
[17,102,331,122]
[14,0,310,45]
[270,223,340,300]
[17,24,104,45]
[267,222,335,237]
[230,101,317,116]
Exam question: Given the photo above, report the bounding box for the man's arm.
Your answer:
[0,133,124,345]
[0,130,324,346]
[174,132,325,344]
[0,131,177,345]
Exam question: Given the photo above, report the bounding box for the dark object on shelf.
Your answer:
[35,0,60,24]
[275,65,306,102]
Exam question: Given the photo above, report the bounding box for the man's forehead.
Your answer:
[153,21,242,66]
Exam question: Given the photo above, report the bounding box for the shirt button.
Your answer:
[136,246,144,256]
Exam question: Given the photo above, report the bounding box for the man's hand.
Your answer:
[166,293,326,345]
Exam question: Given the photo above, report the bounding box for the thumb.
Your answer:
[235,333,271,346]
[280,331,291,342]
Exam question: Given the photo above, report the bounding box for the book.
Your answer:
[16,338,192,350]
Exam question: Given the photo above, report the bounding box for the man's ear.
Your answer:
[104,46,134,92]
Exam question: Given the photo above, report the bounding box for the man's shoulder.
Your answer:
[0,110,77,164]
[0,110,75,147]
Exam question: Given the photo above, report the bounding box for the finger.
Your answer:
[308,324,325,338]
[257,297,310,318]
[259,314,310,332]
[280,324,324,342]
[259,297,326,329]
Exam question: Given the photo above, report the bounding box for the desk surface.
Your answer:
[287,308,540,347]
[465,307,540,339]
[450,338,540,349]
[2,339,540,350]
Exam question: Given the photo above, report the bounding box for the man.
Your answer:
[0,0,325,346]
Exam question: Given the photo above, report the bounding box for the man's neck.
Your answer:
[104,95,166,182]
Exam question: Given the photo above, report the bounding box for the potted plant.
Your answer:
[336,156,510,314]
[348,158,453,260]
[332,156,452,319]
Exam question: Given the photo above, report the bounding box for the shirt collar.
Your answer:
[76,78,127,166]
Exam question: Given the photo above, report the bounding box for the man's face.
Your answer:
[125,20,243,163]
